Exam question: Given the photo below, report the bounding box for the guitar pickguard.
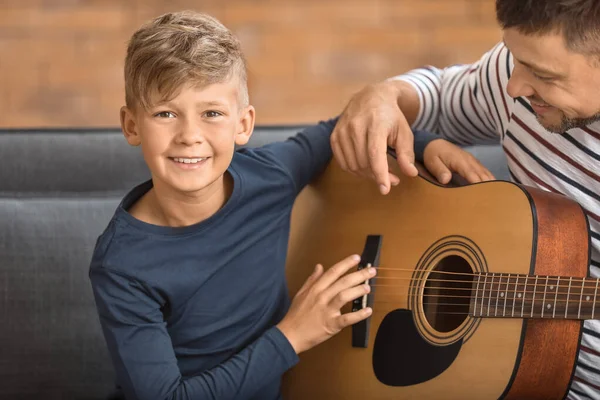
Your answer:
[373,309,462,386]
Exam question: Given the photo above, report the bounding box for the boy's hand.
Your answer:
[277,255,376,354]
[423,139,495,184]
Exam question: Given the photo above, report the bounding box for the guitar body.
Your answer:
[283,158,589,400]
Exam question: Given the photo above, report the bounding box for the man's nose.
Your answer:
[506,68,535,99]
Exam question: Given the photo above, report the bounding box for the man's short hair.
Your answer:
[496,0,600,56]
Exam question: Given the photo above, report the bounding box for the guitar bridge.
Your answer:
[352,234,383,348]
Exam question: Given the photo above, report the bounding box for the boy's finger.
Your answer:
[481,166,496,181]
[324,267,376,304]
[298,264,324,295]
[313,254,362,292]
[388,170,401,186]
[473,163,494,182]
[335,307,373,330]
[459,165,483,183]
[427,156,453,184]
[478,170,492,182]
[330,284,370,310]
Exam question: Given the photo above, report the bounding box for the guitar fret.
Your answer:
[553,277,559,319]
[469,274,600,321]
[495,273,501,317]
[487,273,494,317]
[541,276,548,318]
[531,275,538,318]
[473,274,481,317]
[512,275,518,318]
[480,274,488,316]
[594,279,599,319]
[521,275,528,318]
[503,273,509,317]
[566,277,572,319]
[578,278,585,319]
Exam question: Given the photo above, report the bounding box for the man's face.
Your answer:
[504,28,600,133]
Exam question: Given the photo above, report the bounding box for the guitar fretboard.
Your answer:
[470,273,599,320]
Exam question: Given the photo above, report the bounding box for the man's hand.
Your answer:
[424,139,495,184]
[277,255,376,354]
[331,81,419,195]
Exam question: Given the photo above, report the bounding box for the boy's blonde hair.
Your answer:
[124,11,248,111]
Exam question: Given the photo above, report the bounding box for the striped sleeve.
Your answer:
[390,42,513,146]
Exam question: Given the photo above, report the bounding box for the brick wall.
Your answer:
[0,0,501,128]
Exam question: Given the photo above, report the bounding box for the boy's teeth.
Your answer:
[174,157,205,164]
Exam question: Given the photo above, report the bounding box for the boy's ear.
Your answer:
[234,105,255,146]
[120,106,142,146]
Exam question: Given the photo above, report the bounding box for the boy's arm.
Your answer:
[90,267,298,400]
[255,118,463,190]
[256,117,338,195]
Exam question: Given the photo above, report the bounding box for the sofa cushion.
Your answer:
[0,197,119,398]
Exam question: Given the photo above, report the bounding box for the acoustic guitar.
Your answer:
[282,155,591,400]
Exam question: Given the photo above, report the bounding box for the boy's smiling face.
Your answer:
[121,77,255,197]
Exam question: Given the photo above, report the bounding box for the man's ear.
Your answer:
[234,105,255,146]
[120,106,141,146]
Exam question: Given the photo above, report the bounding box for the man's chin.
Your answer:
[535,109,600,134]
[535,114,566,134]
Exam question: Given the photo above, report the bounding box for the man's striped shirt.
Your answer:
[395,42,600,400]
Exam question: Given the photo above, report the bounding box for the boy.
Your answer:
[89,11,493,400]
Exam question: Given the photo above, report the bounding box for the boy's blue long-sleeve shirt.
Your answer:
[89,121,438,400]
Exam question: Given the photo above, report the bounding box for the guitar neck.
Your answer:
[470,273,599,320]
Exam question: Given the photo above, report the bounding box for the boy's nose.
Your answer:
[176,124,205,145]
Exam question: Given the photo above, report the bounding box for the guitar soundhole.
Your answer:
[423,255,473,333]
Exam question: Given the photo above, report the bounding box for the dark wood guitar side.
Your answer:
[282,157,590,400]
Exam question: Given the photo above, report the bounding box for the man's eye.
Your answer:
[155,111,175,118]
[532,72,554,82]
[204,111,222,118]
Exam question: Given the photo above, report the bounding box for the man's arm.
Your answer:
[391,42,511,145]
[331,42,512,193]
[90,267,298,400]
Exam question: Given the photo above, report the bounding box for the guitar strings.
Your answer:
[365,285,599,304]
[370,278,597,296]
[363,305,595,319]
[372,276,594,291]
[366,268,598,291]
[368,293,598,306]
[360,307,578,318]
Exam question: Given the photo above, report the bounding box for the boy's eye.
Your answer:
[204,110,222,118]
[155,111,176,118]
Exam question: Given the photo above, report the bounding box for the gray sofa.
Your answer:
[0,125,508,399]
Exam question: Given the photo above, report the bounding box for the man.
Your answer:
[331,1,600,399]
